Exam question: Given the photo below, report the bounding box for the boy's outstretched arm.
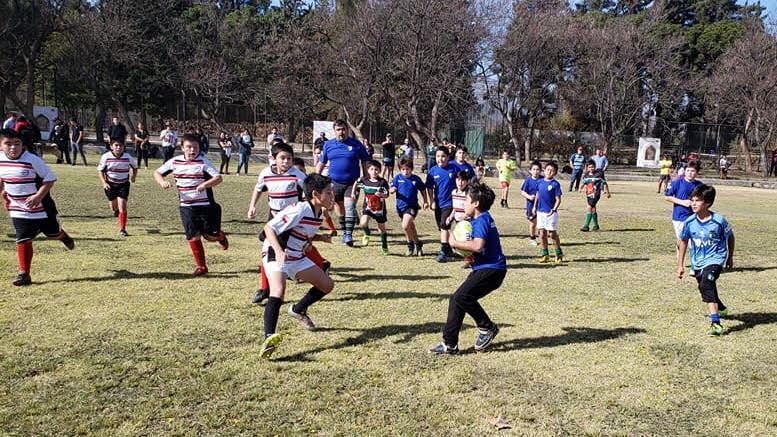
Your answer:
[677,239,688,279]
[154,171,170,189]
[247,190,262,219]
[726,234,735,270]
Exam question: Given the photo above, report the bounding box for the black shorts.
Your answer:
[104,182,130,201]
[332,181,356,202]
[382,157,395,168]
[586,195,600,208]
[397,207,419,220]
[180,203,222,240]
[12,216,62,243]
[435,206,454,230]
[363,207,388,224]
[659,174,671,182]
[695,264,723,303]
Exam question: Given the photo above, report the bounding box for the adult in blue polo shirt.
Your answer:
[316,119,369,246]
[568,145,586,191]
[425,146,458,262]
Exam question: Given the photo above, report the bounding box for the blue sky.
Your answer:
[763,0,777,20]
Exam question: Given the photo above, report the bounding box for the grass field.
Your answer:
[2,157,777,436]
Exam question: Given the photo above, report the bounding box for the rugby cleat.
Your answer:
[13,273,32,286]
[259,333,283,360]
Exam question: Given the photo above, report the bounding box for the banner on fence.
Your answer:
[33,106,59,141]
[637,137,660,168]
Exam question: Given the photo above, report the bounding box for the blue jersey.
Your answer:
[391,173,425,211]
[471,211,507,271]
[665,178,702,221]
[425,163,457,208]
[451,161,476,180]
[536,178,562,213]
[320,137,369,184]
[679,212,732,269]
[520,176,540,211]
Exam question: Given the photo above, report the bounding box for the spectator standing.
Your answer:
[197,128,209,154]
[770,149,777,177]
[218,131,233,174]
[363,138,375,159]
[314,132,327,150]
[381,133,396,180]
[591,147,609,174]
[425,140,437,173]
[107,117,127,142]
[52,118,71,164]
[568,145,586,192]
[266,126,283,148]
[160,122,178,162]
[237,127,253,175]
[134,122,150,169]
[69,117,87,165]
[3,113,16,130]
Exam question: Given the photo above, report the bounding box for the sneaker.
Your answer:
[218,233,229,250]
[60,232,75,250]
[13,272,32,286]
[436,251,449,263]
[429,343,459,354]
[382,247,389,256]
[504,202,509,209]
[719,308,730,318]
[118,229,129,238]
[113,210,119,217]
[592,225,600,231]
[342,233,354,247]
[474,324,499,351]
[252,289,269,305]
[322,260,331,275]
[362,235,370,246]
[529,238,538,246]
[708,322,726,336]
[259,333,283,360]
[405,244,414,256]
[415,242,424,257]
[580,226,590,232]
[288,305,316,330]
[193,266,208,277]
[462,262,472,269]
[538,255,550,263]
[554,255,563,265]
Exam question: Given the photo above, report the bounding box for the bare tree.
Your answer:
[707,22,777,175]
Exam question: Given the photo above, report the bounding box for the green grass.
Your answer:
[2,157,777,436]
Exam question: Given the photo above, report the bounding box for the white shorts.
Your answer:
[672,220,685,239]
[262,255,315,281]
[537,211,559,231]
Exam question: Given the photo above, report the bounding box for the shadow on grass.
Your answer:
[45,268,239,283]
[726,313,777,334]
[330,290,449,302]
[506,263,562,269]
[61,214,145,219]
[729,266,777,273]
[489,326,645,352]
[563,241,621,247]
[334,272,450,282]
[572,257,650,263]
[598,228,655,232]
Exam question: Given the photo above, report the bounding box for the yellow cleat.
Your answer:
[259,333,283,360]
[554,256,563,265]
[538,255,550,263]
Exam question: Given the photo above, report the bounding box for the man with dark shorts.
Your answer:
[381,133,396,180]
[315,120,369,246]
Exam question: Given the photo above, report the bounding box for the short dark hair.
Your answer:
[435,146,450,156]
[467,182,496,212]
[687,160,700,171]
[366,159,381,170]
[333,119,348,129]
[545,161,558,171]
[456,170,471,181]
[304,173,331,199]
[456,145,468,154]
[292,157,306,170]
[110,136,126,146]
[530,160,542,169]
[181,133,199,145]
[586,159,596,167]
[398,157,413,169]
[690,183,715,206]
[271,142,294,158]
[0,128,20,140]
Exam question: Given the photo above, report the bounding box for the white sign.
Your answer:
[637,137,660,168]
[313,120,336,144]
[33,106,58,141]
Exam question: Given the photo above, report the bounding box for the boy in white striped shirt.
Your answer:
[0,129,74,286]
[97,137,138,237]
[154,134,228,276]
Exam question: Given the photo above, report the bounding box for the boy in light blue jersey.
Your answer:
[677,184,734,336]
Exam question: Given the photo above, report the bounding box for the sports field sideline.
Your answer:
[1,158,776,435]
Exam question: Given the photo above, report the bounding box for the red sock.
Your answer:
[325,215,336,233]
[307,245,325,269]
[17,242,33,273]
[118,212,127,230]
[260,264,269,291]
[188,239,207,268]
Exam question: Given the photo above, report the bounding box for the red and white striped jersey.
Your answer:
[156,155,220,207]
[0,151,57,219]
[452,189,467,222]
[255,165,306,213]
[262,201,323,261]
[98,151,137,184]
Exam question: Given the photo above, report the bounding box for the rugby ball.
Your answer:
[452,220,473,257]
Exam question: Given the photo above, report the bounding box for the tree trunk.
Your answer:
[740,110,753,173]
[506,120,521,164]
[115,97,135,136]
[23,59,35,116]
[287,115,297,144]
[0,83,6,118]
[95,99,106,146]
[525,117,536,161]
